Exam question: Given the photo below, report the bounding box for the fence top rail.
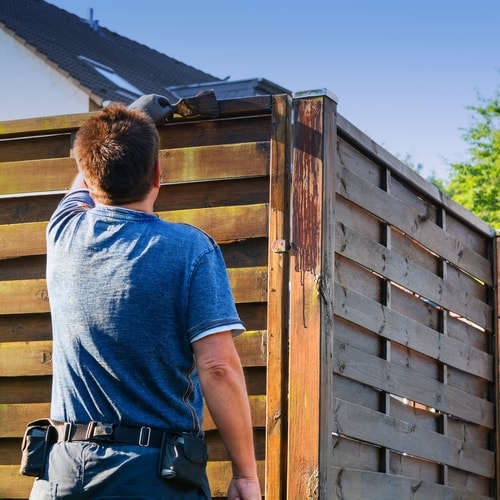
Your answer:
[0,96,277,140]
[337,112,496,238]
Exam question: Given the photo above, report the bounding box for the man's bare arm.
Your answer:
[193,331,261,499]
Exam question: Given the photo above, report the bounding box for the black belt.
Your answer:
[51,420,164,448]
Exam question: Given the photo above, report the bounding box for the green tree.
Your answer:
[443,86,500,228]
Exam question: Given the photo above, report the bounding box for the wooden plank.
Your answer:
[233,329,267,367]
[337,164,493,286]
[334,285,493,382]
[0,134,73,164]
[330,467,493,500]
[336,114,495,238]
[0,204,268,260]
[333,398,495,478]
[0,460,266,499]
[0,142,269,196]
[0,279,50,315]
[2,397,265,438]
[159,141,269,183]
[0,158,75,195]
[0,340,52,377]
[335,220,494,336]
[0,402,50,437]
[265,94,290,500]
[1,331,266,377]
[158,203,268,244]
[0,267,267,315]
[334,341,494,428]
[203,395,266,431]
[0,113,90,139]
[318,93,338,498]
[288,95,325,499]
[0,221,47,259]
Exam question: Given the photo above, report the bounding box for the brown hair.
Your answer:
[73,103,160,205]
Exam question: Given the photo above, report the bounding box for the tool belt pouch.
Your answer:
[159,432,208,490]
[20,419,55,478]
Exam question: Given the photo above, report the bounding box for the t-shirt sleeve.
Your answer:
[186,243,245,342]
[47,189,94,240]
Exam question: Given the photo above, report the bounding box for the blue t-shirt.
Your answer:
[46,190,244,434]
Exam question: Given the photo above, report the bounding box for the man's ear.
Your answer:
[153,160,161,188]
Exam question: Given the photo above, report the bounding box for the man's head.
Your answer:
[73,103,160,205]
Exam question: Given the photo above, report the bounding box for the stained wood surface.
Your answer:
[0,97,275,499]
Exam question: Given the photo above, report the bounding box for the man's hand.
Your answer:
[227,476,262,500]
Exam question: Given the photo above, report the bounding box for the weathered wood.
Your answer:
[0,267,267,315]
[0,113,90,139]
[1,331,266,378]
[0,203,268,260]
[2,396,265,439]
[288,94,327,498]
[0,142,269,196]
[337,164,493,286]
[335,220,493,331]
[159,141,270,183]
[264,94,290,500]
[333,341,494,428]
[334,279,493,381]
[0,279,49,315]
[158,115,272,150]
[0,221,47,259]
[333,398,494,478]
[330,467,493,500]
[158,203,268,244]
[336,114,495,238]
[0,340,53,377]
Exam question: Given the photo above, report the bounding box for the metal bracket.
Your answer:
[272,239,289,253]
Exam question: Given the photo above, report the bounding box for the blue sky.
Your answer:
[47,0,500,180]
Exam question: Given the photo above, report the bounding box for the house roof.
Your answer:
[0,0,289,106]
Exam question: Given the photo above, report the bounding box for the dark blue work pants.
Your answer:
[29,441,211,499]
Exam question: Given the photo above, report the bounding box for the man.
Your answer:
[29,103,261,499]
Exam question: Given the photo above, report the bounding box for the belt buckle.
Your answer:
[139,426,151,447]
[87,421,114,442]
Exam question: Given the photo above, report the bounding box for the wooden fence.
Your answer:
[0,91,497,499]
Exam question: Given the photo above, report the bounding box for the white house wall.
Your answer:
[0,29,90,121]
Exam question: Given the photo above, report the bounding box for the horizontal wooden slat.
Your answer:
[337,114,495,238]
[0,331,266,377]
[0,402,50,437]
[203,395,266,431]
[0,461,266,499]
[0,113,90,139]
[0,279,49,315]
[233,330,267,366]
[0,266,267,315]
[0,340,52,377]
[159,142,269,183]
[158,203,268,243]
[334,341,494,428]
[335,220,493,332]
[335,285,493,381]
[0,158,76,195]
[333,398,495,478]
[0,142,269,196]
[228,267,268,303]
[1,396,265,439]
[0,203,268,260]
[330,467,493,500]
[0,221,47,259]
[337,164,493,286]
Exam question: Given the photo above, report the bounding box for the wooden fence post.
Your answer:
[288,90,337,499]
